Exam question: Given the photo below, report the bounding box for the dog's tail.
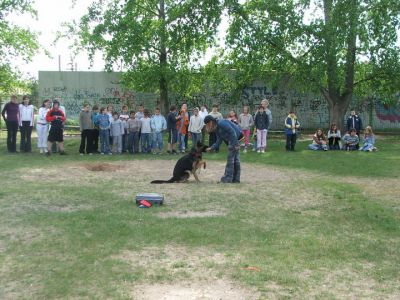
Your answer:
[150,178,175,184]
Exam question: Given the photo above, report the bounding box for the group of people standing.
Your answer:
[1,96,66,155]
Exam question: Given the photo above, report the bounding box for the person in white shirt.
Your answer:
[188,107,204,147]
[19,95,35,152]
[36,99,51,153]
[199,105,208,144]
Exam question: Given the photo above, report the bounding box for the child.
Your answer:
[327,123,341,150]
[252,106,259,151]
[167,105,180,154]
[19,95,34,153]
[226,110,238,124]
[110,111,124,154]
[254,105,269,153]
[308,128,328,151]
[119,105,130,152]
[140,109,152,153]
[359,126,377,151]
[127,110,141,154]
[284,111,300,151]
[95,107,112,155]
[91,105,100,153]
[150,107,167,154]
[208,104,223,153]
[45,100,66,156]
[176,107,190,153]
[238,106,254,153]
[79,103,94,155]
[343,128,359,151]
[188,107,203,148]
[36,99,50,154]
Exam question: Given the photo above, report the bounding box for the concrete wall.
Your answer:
[39,71,400,130]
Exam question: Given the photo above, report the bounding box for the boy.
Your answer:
[95,107,112,155]
[140,109,152,153]
[150,107,167,154]
[343,128,359,151]
[284,111,300,151]
[188,107,203,147]
[167,105,180,154]
[127,110,141,154]
[110,112,125,154]
[91,105,100,153]
[119,105,130,152]
[79,103,94,155]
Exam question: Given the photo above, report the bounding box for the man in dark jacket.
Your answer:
[204,115,241,183]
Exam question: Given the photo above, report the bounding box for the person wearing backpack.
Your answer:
[204,115,241,183]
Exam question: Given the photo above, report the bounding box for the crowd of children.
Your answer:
[1,95,379,155]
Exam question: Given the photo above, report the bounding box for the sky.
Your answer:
[9,0,227,79]
[10,0,106,78]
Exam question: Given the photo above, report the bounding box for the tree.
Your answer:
[68,0,222,113]
[224,0,400,128]
[0,0,39,93]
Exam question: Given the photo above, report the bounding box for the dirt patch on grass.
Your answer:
[115,245,259,299]
[134,279,260,300]
[82,162,124,172]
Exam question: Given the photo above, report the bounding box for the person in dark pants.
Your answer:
[346,108,362,148]
[18,95,34,152]
[204,115,241,183]
[346,109,363,136]
[284,111,300,151]
[79,103,94,155]
[91,105,100,153]
[166,105,180,154]
[1,95,20,153]
[46,100,66,156]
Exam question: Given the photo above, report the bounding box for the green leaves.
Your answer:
[0,0,39,93]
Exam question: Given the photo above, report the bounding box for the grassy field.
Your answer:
[0,133,399,299]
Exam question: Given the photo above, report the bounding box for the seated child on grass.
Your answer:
[359,126,377,152]
[343,128,359,151]
[308,128,328,151]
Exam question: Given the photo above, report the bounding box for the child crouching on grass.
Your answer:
[343,128,359,151]
[359,126,377,152]
[110,111,125,154]
[308,128,328,151]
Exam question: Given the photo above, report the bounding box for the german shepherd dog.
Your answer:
[151,142,208,184]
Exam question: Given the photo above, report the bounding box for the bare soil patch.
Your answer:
[134,279,260,300]
[82,162,123,172]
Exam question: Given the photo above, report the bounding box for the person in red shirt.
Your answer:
[45,100,66,155]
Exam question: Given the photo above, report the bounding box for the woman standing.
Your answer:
[19,95,35,152]
[36,99,51,153]
[1,95,19,153]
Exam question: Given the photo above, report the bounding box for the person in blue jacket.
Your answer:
[346,109,363,136]
[204,115,241,183]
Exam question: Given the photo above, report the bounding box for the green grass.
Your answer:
[0,134,399,298]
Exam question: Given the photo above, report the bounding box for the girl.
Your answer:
[308,128,328,151]
[227,110,238,124]
[254,105,269,153]
[359,126,377,151]
[19,95,35,152]
[36,99,50,153]
[327,123,341,150]
[238,106,254,153]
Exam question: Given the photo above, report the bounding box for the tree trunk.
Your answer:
[159,0,169,114]
[324,93,352,132]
